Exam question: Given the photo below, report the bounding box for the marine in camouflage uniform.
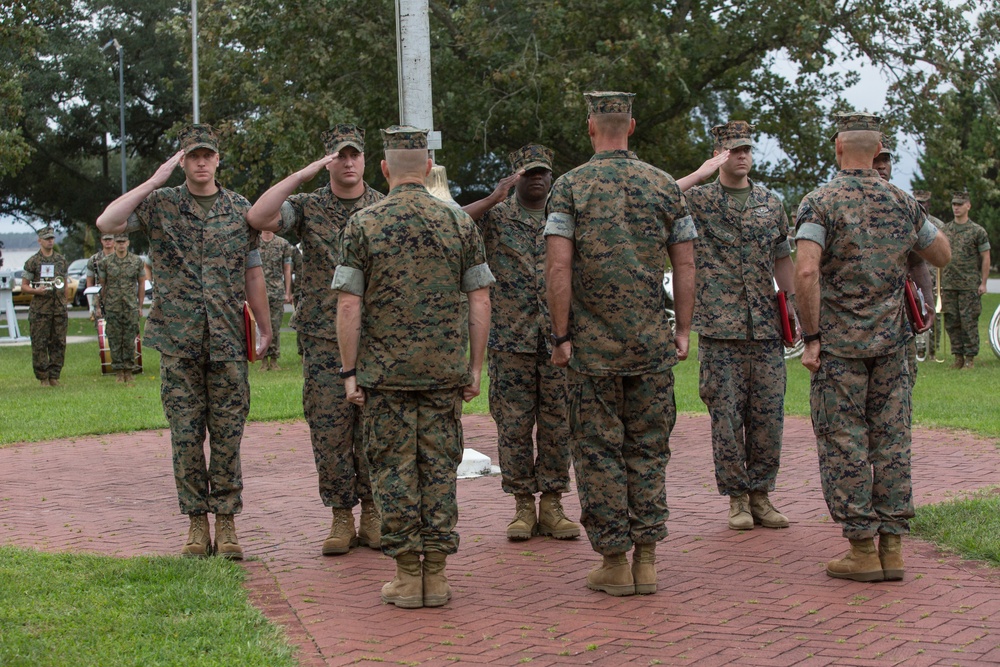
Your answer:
[545,91,697,597]
[682,121,794,531]
[794,113,950,582]
[462,143,579,541]
[873,139,937,379]
[291,243,303,356]
[245,124,383,554]
[941,191,991,368]
[96,235,144,382]
[97,124,272,560]
[334,125,495,609]
[258,231,293,369]
[21,227,69,386]
[87,233,116,317]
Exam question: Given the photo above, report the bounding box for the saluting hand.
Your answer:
[150,151,184,188]
[490,170,523,205]
[298,155,336,184]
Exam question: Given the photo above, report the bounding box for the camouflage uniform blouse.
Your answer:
[127,183,259,361]
[22,251,68,315]
[544,149,697,376]
[478,196,548,353]
[259,234,294,301]
[687,180,791,340]
[332,183,495,391]
[87,250,113,281]
[794,169,939,358]
[97,253,144,313]
[940,219,990,291]
[277,184,384,340]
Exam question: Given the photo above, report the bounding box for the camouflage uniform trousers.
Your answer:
[160,353,249,515]
[28,310,68,380]
[809,347,914,539]
[301,333,371,508]
[264,295,284,360]
[565,367,675,555]
[104,309,139,372]
[942,289,982,357]
[698,336,785,497]
[362,387,465,557]
[488,349,571,496]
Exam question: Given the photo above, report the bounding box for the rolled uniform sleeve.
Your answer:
[544,176,576,239]
[794,199,826,249]
[331,265,365,296]
[462,263,495,292]
[544,212,575,239]
[668,214,698,245]
[277,200,301,236]
[915,217,939,250]
[246,249,262,269]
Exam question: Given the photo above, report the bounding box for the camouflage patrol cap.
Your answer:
[509,144,554,173]
[37,226,55,239]
[178,124,219,154]
[381,125,428,150]
[101,233,115,241]
[711,121,755,150]
[877,132,894,159]
[113,233,129,242]
[913,190,931,203]
[322,124,365,155]
[584,91,635,115]
[951,190,971,204]
[829,112,882,141]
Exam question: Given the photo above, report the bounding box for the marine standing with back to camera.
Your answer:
[96,124,272,560]
[545,91,696,597]
[794,113,950,582]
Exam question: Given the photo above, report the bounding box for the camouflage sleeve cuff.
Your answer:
[915,218,938,250]
[668,215,698,245]
[86,267,96,278]
[125,214,142,233]
[247,249,262,269]
[795,222,827,249]
[544,212,575,238]
[775,238,792,259]
[22,270,35,282]
[277,201,297,235]
[462,263,496,292]
[332,265,365,296]
[978,241,991,253]
[283,257,293,264]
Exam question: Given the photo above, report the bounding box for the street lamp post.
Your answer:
[101,38,127,194]
[192,0,199,123]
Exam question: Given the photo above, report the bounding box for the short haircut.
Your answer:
[838,130,880,156]
[385,149,428,178]
[591,112,632,136]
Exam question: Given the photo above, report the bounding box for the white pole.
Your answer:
[395,0,441,151]
[191,0,200,123]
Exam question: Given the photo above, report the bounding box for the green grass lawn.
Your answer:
[0,546,296,667]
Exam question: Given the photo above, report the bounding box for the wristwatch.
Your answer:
[802,332,821,343]
[339,368,356,379]
[551,332,572,346]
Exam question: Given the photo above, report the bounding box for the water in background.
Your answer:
[0,249,36,272]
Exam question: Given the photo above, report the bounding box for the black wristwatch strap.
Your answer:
[802,332,821,343]
[551,332,572,346]
[339,368,356,379]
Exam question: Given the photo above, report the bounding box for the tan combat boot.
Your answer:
[952,355,965,369]
[506,494,537,541]
[826,538,884,581]
[423,551,452,607]
[39,378,50,387]
[878,534,905,581]
[586,553,635,596]
[749,490,789,528]
[728,494,753,530]
[964,357,975,370]
[115,371,125,383]
[358,499,382,549]
[181,514,212,557]
[381,553,423,608]
[214,514,244,560]
[123,371,134,385]
[538,492,582,539]
[48,378,60,387]
[322,507,358,555]
[632,543,657,595]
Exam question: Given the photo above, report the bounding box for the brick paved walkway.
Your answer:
[1,415,998,666]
